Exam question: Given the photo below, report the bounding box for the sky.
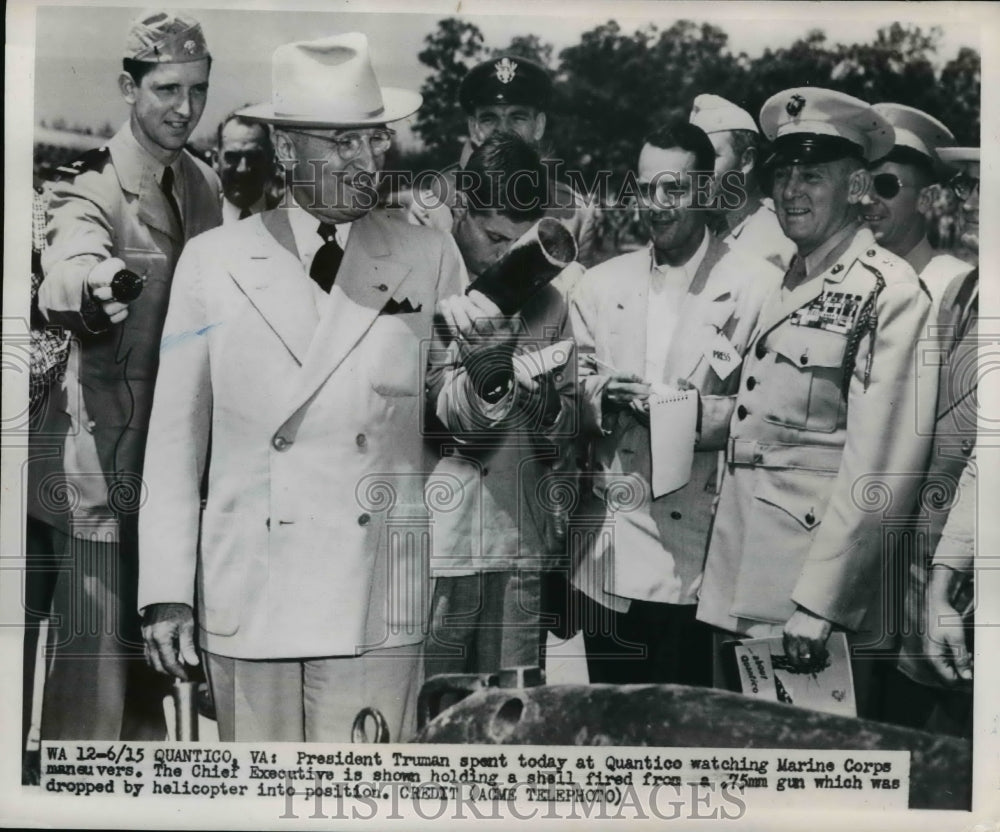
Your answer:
[24,1,983,149]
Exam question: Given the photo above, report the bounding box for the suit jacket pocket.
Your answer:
[731,467,834,623]
[197,508,255,636]
[762,327,847,433]
[367,316,421,397]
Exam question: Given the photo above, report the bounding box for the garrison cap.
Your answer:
[690,94,758,134]
[872,103,954,163]
[760,87,894,166]
[458,56,552,113]
[124,9,210,63]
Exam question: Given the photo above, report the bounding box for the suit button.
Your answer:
[755,341,767,360]
[358,513,371,526]
[746,376,756,390]
[670,511,682,520]
[737,405,749,420]
[273,435,290,451]
[377,283,388,292]
[800,353,809,365]
[805,511,816,525]
[85,419,96,433]
[961,438,974,455]
[356,433,367,448]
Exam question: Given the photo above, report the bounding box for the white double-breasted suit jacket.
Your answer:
[138,207,466,659]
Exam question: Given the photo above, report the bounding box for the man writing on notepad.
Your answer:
[567,121,782,685]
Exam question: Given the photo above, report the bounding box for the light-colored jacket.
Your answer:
[427,284,577,574]
[32,124,221,532]
[698,227,936,634]
[569,235,782,606]
[138,208,466,659]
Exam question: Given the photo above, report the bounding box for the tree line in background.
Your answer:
[402,17,980,191]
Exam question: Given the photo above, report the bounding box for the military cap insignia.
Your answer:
[184,39,197,54]
[494,57,518,84]
[786,94,806,118]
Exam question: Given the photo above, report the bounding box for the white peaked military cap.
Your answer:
[760,87,894,164]
[872,103,955,163]
[937,147,980,164]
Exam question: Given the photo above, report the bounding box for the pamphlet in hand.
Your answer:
[722,632,857,718]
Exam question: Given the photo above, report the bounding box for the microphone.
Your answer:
[110,269,145,303]
[466,217,577,315]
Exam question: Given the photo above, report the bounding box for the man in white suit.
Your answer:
[138,34,466,742]
[568,122,782,684]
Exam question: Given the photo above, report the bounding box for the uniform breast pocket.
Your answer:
[367,315,422,397]
[763,327,847,433]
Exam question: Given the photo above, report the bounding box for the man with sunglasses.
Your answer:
[861,104,973,304]
[893,147,978,736]
[137,34,466,741]
[696,89,936,717]
[214,111,281,223]
[566,121,782,685]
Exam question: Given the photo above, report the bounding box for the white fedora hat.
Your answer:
[238,32,421,127]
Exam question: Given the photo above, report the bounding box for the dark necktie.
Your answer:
[309,223,344,293]
[783,255,807,291]
[238,206,252,220]
[161,165,183,235]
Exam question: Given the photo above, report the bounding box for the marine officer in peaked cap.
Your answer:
[696,88,937,717]
[861,103,973,304]
[33,8,221,741]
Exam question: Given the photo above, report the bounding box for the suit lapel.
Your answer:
[668,235,732,381]
[108,126,181,242]
[177,151,221,239]
[611,249,651,378]
[287,212,413,412]
[226,209,318,364]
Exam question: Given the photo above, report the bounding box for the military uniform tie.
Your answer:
[161,165,183,235]
[238,206,252,220]
[783,255,807,291]
[310,223,344,293]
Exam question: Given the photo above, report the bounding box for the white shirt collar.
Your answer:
[222,193,267,224]
[649,227,710,285]
[286,197,352,272]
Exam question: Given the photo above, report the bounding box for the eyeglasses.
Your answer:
[283,128,395,160]
[870,173,917,200]
[634,179,692,207]
[950,174,980,201]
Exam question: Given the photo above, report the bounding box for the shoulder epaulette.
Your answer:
[53,146,110,180]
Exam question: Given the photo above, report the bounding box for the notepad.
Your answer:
[648,388,698,497]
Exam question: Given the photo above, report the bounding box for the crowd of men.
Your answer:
[25,10,979,758]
